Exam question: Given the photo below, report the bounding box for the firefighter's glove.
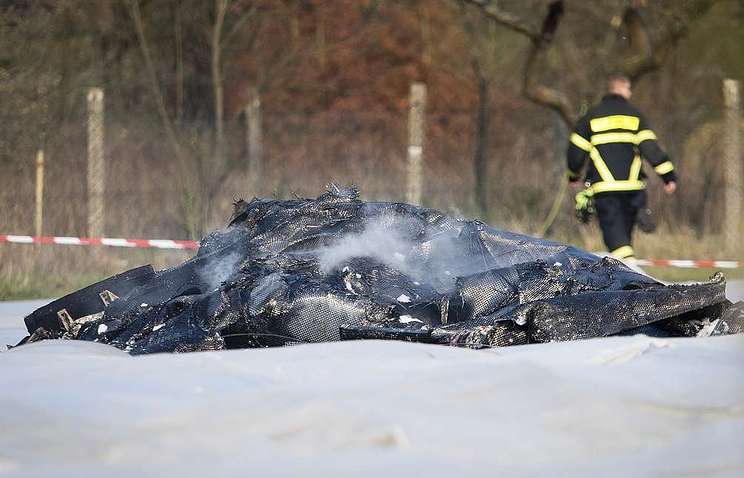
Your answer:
[575,188,595,224]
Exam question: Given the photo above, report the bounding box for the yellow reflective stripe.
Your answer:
[593,130,659,145]
[589,180,646,193]
[610,245,635,259]
[654,161,674,175]
[589,148,614,182]
[636,129,657,143]
[591,132,638,145]
[570,133,592,152]
[629,154,642,181]
[590,115,640,132]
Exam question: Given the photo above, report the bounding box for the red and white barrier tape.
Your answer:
[0,234,741,268]
[633,259,740,269]
[0,234,198,250]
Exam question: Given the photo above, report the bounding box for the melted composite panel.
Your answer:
[18,187,744,354]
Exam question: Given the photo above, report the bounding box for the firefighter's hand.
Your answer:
[569,180,582,190]
[664,181,677,194]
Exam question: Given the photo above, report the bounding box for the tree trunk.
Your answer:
[174,2,184,124]
[205,0,229,230]
[474,75,490,218]
[212,0,227,165]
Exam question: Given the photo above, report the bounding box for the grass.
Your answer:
[0,245,191,301]
[0,272,111,301]
[549,222,744,281]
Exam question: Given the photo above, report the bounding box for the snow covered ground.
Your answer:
[1,292,744,477]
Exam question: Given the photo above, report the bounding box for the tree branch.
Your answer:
[521,0,575,126]
[621,0,715,81]
[221,2,259,48]
[463,0,575,126]
[212,0,228,163]
[126,0,182,159]
[461,0,540,41]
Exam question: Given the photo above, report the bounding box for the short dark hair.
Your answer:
[607,71,631,84]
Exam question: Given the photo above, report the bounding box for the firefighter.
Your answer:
[566,72,677,260]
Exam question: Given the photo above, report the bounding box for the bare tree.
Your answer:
[126,0,183,158]
[457,1,501,218]
[125,0,263,236]
[212,0,228,168]
[463,0,716,127]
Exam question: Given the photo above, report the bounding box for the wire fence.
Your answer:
[1,81,741,257]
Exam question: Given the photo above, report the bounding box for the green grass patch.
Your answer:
[0,272,110,301]
[0,244,191,301]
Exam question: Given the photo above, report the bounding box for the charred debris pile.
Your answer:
[19,187,744,354]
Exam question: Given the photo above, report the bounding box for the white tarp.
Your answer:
[1,301,743,477]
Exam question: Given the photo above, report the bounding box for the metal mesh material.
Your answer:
[21,187,742,354]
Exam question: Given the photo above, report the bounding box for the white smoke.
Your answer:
[200,251,242,291]
[315,214,496,293]
[317,217,417,275]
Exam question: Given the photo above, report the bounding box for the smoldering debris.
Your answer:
[18,187,744,354]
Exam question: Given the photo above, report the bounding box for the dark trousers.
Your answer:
[594,190,646,257]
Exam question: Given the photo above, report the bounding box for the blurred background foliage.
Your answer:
[1,0,743,298]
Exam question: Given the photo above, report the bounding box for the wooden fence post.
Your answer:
[723,79,741,252]
[406,82,427,205]
[245,87,263,195]
[34,149,45,238]
[87,87,105,238]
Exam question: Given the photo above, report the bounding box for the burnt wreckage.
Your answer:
[19,187,744,354]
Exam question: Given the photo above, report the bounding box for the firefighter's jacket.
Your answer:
[566,94,676,194]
